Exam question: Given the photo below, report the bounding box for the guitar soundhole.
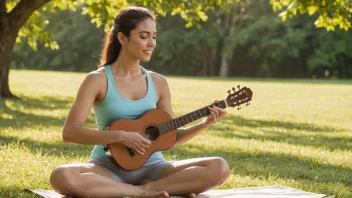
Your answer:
[145,126,160,141]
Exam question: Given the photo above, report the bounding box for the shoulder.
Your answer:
[148,71,170,99]
[76,68,107,104]
[78,68,107,94]
[149,71,168,85]
[82,68,106,86]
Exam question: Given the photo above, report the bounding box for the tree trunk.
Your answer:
[218,4,248,77]
[202,44,209,76]
[219,55,229,77]
[0,35,16,98]
[218,12,231,77]
[0,0,52,99]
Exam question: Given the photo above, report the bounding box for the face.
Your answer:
[120,18,157,62]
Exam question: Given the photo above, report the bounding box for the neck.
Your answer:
[110,50,141,77]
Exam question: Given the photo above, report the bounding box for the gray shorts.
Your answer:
[88,158,171,185]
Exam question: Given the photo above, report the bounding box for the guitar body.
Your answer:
[106,109,177,170]
[104,86,253,170]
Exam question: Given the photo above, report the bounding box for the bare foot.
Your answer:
[188,193,197,198]
[136,185,169,198]
[139,190,169,198]
[140,180,196,198]
[183,193,197,198]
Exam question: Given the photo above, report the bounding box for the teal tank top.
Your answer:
[90,65,164,165]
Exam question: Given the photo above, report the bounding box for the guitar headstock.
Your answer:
[226,85,253,109]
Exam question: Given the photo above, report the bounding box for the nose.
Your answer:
[147,37,156,48]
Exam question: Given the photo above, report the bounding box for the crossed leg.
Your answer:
[50,157,230,198]
[143,157,230,196]
[50,163,168,198]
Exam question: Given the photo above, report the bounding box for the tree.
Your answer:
[0,0,51,98]
[0,0,351,98]
[0,0,229,98]
[11,7,105,72]
[271,0,352,31]
[307,29,352,78]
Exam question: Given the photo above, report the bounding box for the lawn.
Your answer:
[0,69,351,197]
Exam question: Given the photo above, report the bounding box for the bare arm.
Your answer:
[153,73,227,147]
[62,71,151,155]
[62,72,122,145]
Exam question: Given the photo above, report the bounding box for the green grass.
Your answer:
[1,69,352,197]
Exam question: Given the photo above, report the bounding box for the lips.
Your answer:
[143,50,153,55]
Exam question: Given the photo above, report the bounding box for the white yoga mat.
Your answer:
[24,185,334,198]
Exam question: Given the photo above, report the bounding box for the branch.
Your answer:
[8,0,52,33]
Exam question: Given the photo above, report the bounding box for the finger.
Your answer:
[212,105,224,112]
[208,107,217,118]
[213,106,227,117]
[140,142,150,149]
[210,111,217,121]
[219,109,227,116]
[213,100,220,106]
[134,145,145,155]
[211,106,220,116]
[141,143,150,149]
[141,137,152,146]
[135,133,151,146]
[212,108,222,122]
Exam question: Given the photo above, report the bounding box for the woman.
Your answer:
[50,6,230,198]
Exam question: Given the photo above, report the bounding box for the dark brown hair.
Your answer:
[98,6,156,68]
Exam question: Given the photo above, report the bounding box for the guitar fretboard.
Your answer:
[158,100,227,135]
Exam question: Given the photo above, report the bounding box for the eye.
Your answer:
[140,37,147,39]
[153,37,157,40]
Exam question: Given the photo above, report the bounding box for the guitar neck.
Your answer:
[158,100,227,135]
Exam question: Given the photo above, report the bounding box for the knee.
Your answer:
[50,166,79,195]
[208,157,230,185]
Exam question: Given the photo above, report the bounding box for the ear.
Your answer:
[117,32,127,45]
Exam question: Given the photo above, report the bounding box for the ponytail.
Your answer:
[98,31,121,68]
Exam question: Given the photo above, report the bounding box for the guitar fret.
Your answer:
[158,100,227,135]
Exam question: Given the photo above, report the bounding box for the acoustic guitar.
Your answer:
[104,86,253,170]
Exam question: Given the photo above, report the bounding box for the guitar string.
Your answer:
[146,94,250,138]
[144,101,227,139]
[144,107,209,139]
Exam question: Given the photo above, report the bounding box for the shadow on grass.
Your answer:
[166,144,352,189]
[0,95,95,158]
[210,114,351,151]
[0,95,70,129]
[0,95,95,129]
[0,135,92,158]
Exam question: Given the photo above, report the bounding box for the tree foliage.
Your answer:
[271,0,352,31]
[12,0,352,79]
[10,0,352,52]
[1,0,352,98]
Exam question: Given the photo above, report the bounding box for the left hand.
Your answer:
[203,101,227,127]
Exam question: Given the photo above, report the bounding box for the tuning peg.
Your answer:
[228,90,231,94]
[237,85,241,89]
[232,87,236,92]
[237,106,241,110]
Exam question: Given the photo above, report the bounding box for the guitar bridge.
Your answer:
[126,147,135,157]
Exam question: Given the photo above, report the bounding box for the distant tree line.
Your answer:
[11,0,352,78]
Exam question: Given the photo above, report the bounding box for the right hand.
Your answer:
[120,131,151,155]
